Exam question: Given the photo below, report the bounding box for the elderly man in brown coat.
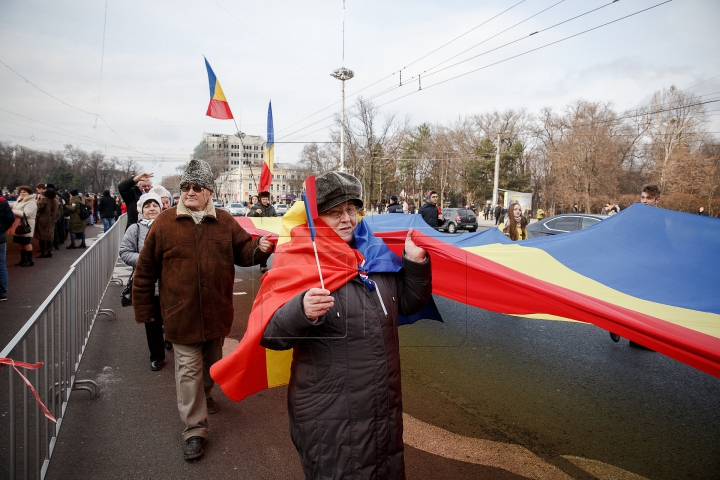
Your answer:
[133,159,274,460]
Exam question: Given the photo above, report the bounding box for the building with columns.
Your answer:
[200,131,305,204]
[216,162,304,204]
[201,131,266,171]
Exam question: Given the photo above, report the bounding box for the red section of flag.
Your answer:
[259,163,271,193]
[211,219,364,401]
[234,217,277,241]
[376,230,720,379]
[206,98,233,120]
[304,175,318,219]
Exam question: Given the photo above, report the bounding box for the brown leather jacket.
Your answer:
[132,201,271,344]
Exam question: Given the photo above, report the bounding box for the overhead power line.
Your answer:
[279,0,669,142]
[402,0,527,70]
[277,0,531,137]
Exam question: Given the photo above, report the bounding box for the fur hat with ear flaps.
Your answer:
[180,159,214,191]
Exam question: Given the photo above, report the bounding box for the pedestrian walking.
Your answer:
[419,190,444,228]
[494,203,502,225]
[119,193,168,371]
[259,171,432,479]
[132,159,273,460]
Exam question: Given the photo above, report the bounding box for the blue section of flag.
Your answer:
[362,205,720,315]
[204,57,217,98]
[354,219,442,325]
[398,296,443,326]
[267,102,274,148]
[302,189,316,241]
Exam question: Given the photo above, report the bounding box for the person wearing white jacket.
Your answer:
[119,193,169,371]
[11,185,37,267]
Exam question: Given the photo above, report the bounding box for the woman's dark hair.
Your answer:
[504,204,527,241]
[16,185,33,195]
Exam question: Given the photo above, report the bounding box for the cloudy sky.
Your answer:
[1,0,718,181]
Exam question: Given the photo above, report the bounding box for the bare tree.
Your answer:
[646,85,708,192]
[339,97,410,206]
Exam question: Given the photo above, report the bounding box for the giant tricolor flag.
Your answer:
[226,203,720,389]
[259,102,275,192]
[204,58,234,120]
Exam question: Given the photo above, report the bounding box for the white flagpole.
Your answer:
[312,240,325,290]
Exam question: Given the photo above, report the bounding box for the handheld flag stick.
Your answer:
[301,177,324,289]
[312,240,325,290]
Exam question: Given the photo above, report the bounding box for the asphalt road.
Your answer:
[225,257,720,479]
[7,222,719,479]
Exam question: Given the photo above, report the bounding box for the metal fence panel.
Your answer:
[1,215,127,480]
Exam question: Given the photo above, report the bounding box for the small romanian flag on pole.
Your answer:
[259,101,275,192]
[204,58,234,120]
[301,175,318,240]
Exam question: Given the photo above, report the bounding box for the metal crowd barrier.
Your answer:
[0,214,128,480]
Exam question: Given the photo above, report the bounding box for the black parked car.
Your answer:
[526,213,607,238]
[440,208,478,233]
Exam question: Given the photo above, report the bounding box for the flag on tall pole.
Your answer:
[204,58,234,120]
[259,101,274,192]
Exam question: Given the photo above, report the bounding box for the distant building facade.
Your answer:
[202,131,303,204]
[201,131,266,171]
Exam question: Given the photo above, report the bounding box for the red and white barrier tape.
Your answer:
[0,358,57,424]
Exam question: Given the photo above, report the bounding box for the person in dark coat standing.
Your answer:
[65,190,87,249]
[0,192,16,301]
[248,191,276,273]
[118,172,153,227]
[33,184,58,258]
[261,172,432,479]
[494,203,502,225]
[418,190,444,228]
[98,190,117,232]
[387,195,404,213]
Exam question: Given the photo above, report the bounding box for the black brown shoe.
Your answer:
[150,360,164,371]
[629,341,655,351]
[206,397,219,414]
[183,436,205,460]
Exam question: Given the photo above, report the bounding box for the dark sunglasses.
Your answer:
[181,185,204,193]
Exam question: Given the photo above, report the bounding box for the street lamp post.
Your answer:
[331,67,354,173]
[492,132,503,208]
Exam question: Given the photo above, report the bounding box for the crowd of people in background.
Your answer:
[0,182,131,301]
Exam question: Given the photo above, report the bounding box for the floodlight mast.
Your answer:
[331,67,354,173]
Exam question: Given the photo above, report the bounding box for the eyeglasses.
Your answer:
[181,185,204,193]
[322,206,359,220]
